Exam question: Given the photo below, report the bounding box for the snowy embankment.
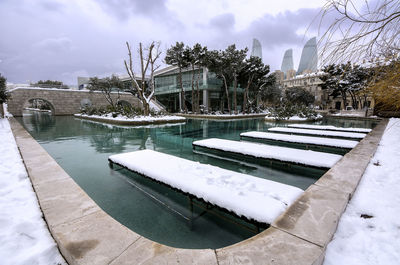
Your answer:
[0,118,66,265]
[288,124,372,133]
[74,113,186,125]
[109,150,303,224]
[240,131,358,149]
[265,114,322,122]
[324,118,400,265]
[192,138,342,168]
[268,127,366,139]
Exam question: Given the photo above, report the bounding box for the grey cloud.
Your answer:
[39,1,65,12]
[95,0,169,20]
[0,0,335,84]
[209,13,235,30]
[33,37,73,53]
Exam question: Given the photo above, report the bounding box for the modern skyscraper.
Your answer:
[297,37,318,75]
[281,49,294,77]
[251,38,262,60]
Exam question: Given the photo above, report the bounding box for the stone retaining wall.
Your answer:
[8,88,141,116]
[9,117,388,265]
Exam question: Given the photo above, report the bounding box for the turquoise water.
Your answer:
[17,112,377,249]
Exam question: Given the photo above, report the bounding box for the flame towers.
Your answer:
[297,37,318,75]
[281,49,294,76]
[251,38,262,60]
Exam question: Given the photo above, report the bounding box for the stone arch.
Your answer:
[23,98,55,114]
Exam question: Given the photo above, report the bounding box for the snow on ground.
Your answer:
[75,113,186,122]
[109,149,303,224]
[0,118,66,265]
[288,124,372,133]
[268,127,366,139]
[324,118,400,265]
[240,131,358,149]
[192,138,342,168]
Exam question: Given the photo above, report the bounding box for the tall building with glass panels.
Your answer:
[251,38,262,60]
[280,49,294,77]
[297,37,318,75]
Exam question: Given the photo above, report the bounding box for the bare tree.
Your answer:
[318,0,400,64]
[124,41,161,116]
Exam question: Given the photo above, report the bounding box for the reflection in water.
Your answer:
[22,110,55,133]
[16,114,377,249]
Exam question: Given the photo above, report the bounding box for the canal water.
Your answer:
[16,112,377,249]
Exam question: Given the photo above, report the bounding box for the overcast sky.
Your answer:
[0,0,332,85]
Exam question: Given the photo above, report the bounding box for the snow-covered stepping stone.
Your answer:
[108,149,303,224]
[288,124,372,133]
[268,127,366,140]
[240,131,358,150]
[192,138,343,169]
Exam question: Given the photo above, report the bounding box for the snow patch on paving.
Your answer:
[240,131,358,149]
[288,124,372,133]
[109,150,303,224]
[192,138,342,168]
[268,127,366,139]
[0,118,66,265]
[324,118,400,265]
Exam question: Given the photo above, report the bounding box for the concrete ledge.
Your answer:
[74,114,186,126]
[326,114,382,121]
[216,227,324,265]
[272,184,349,248]
[9,117,388,265]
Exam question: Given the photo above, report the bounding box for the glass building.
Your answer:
[154,67,245,113]
[297,37,318,75]
[250,38,262,60]
[280,49,294,77]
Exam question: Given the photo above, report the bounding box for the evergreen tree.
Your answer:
[165,42,189,112]
[185,43,207,113]
[284,87,314,106]
[0,74,8,104]
[239,56,270,112]
[259,75,280,107]
[223,45,248,113]
[0,74,8,118]
[205,49,232,113]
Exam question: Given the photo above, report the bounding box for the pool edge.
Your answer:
[9,117,388,265]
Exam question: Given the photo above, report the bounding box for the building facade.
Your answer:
[154,66,244,113]
[280,49,294,78]
[297,37,318,75]
[251,38,263,60]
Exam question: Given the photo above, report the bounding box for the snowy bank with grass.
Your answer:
[0,118,66,265]
[324,118,400,265]
[74,113,186,125]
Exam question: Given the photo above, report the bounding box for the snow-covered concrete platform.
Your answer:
[240,131,358,150]
[268,127,366,140]
[288,124,372,133]
[192,138,343,169]
[108,150,303,224]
